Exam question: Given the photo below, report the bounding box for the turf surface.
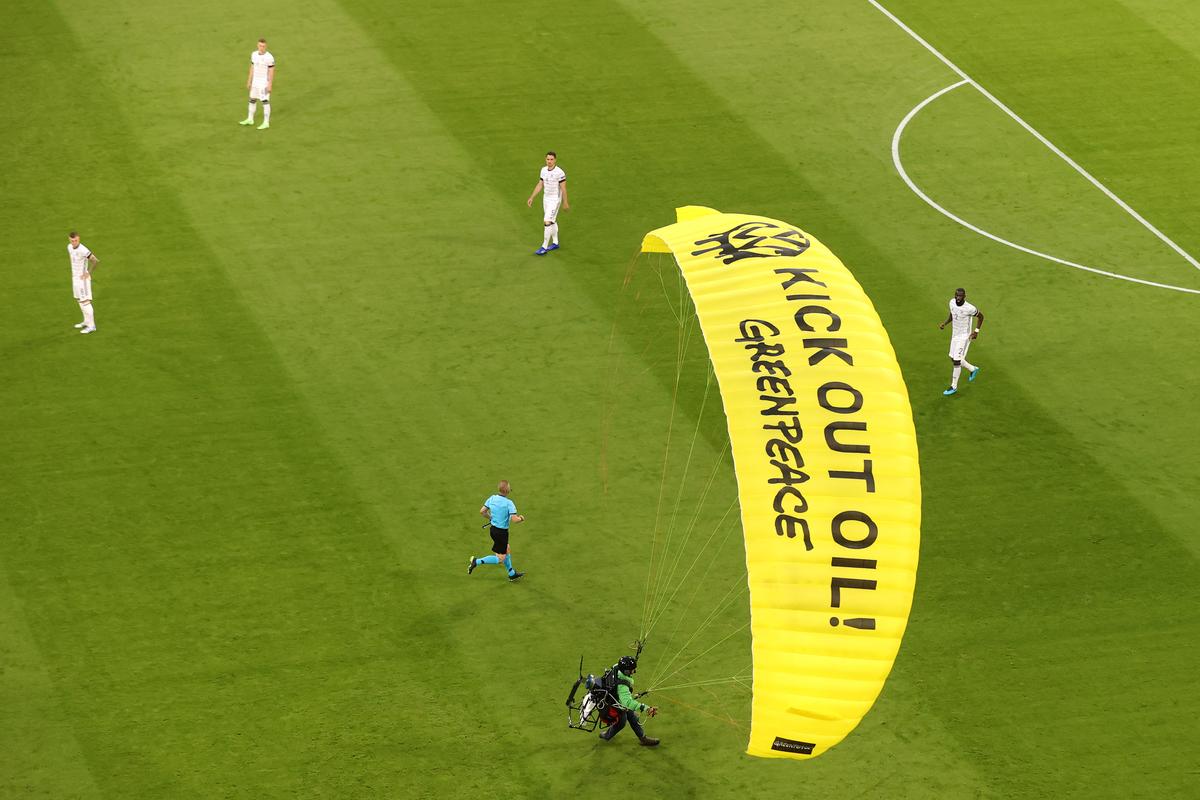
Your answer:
[2,0,1197,797]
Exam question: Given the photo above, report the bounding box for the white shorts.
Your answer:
[73,275,93,302]
[250,84,271,101]
[949,334,971,361]
[543,197,561,223]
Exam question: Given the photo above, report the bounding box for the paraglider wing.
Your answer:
[641,207,921,759]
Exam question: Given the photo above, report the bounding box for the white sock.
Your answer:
[550,223,559,244]
[543,226,552,247]
[82,303,95,329]
[951,365,962,389]
[247,101,256,120]
[961,358,976,373]
[263,102,271,123]
[78,302,88,323]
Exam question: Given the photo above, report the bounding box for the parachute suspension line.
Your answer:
[650,506,743,664]
[631,253,751,709]
[695,681,751,732]
[647,571,749,688]
[647,674,753,693]
[653,620,752,693]
[643,441,734,635]
[641,313,698,639]
[643,363,716,630]
[658,695,748,732]
[650,587,749,691]
[643,491,739,638]
[675,249,688,329]
[654,254,684,327]
[638,254,684,637]
[645,255,729,639]
[640,255,701,639]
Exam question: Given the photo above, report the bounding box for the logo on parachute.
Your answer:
[691,221,811,264]
[770,736,816,755]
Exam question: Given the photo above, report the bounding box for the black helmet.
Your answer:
[617,655,638,674]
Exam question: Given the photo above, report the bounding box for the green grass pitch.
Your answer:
[2,0,1198,797]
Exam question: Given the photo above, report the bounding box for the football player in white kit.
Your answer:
[67,232,100,334]
[526,151,569,255]
[239,38,275,130]
[938,288,984,395]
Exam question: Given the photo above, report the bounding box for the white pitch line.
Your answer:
[893,81,1200,294]
[869,0,1200,276]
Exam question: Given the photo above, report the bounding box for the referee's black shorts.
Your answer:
[489,526,510,554]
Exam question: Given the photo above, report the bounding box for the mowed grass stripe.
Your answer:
[911,369,1200,798]
[0,567,102,798]
[0,3,469,797]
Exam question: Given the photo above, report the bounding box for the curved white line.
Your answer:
[892,81,1200,295]
[871,0,1200,275]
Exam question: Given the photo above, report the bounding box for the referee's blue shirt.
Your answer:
[485,495,517,529]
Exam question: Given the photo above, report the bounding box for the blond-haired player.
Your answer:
[67,232,100,334]
[468,480,526,582]
[239,38,275,130]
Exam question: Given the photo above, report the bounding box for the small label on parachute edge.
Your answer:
[771,736,816,755]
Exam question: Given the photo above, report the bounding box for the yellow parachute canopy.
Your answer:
[641,207,920,759]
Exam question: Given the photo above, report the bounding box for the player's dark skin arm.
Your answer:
[971,310,984,339]
[938,313,951,330]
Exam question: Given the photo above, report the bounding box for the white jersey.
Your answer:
[948,299,978,337]
[250,50,275,86]
[68,243,93,277]
[540,166,566,200]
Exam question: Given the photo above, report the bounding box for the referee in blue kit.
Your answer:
[468,480,525,582]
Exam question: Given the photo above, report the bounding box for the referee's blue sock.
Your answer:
[479,555,500,565]
[504,554,516,576]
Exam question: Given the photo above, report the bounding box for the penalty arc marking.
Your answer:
[892,80,1200,295]
[871,0,1200,295]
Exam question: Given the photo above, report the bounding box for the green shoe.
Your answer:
[257,121,270,130]
[239,118,254,125]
